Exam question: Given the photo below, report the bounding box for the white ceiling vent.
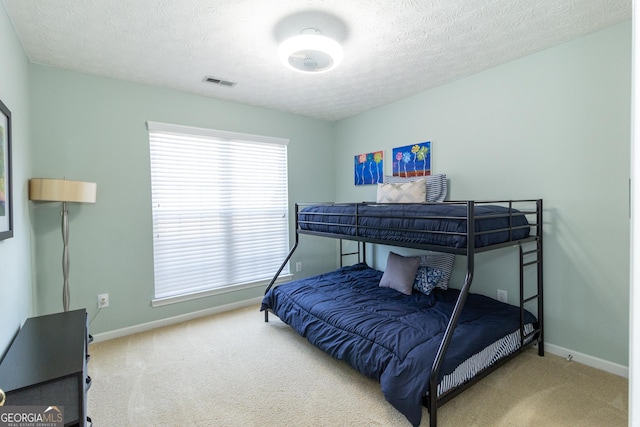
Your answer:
[203,76,236,87]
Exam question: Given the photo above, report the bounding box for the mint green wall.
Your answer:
[29,65,336,334]
[12,7,632,368]
[334,23,631,366]
[0,5,34,352]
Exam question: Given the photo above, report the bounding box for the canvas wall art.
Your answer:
[392,141,431,178]
[354,151,383,185]
[0,97,12,240]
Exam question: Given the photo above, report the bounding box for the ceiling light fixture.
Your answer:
[278,28,343,73]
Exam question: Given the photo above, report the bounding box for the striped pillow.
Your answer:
[418,251,455,290]
[383,173,447,202]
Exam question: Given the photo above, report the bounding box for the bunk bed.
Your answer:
[261,198,543,427]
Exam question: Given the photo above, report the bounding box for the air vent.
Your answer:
[203,76,236,87]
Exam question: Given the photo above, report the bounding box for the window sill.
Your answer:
[151,274,293,308]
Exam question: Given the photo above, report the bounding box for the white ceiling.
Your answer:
[1,0,631,122]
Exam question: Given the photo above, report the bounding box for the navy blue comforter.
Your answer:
[298,203,530,248]
[261,263,536,426]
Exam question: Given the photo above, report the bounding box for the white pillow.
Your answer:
[383,173,447,202]
[377,178,427,203]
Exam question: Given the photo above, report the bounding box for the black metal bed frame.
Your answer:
[264,199,544,427]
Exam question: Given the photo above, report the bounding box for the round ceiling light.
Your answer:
[278,28,343,73]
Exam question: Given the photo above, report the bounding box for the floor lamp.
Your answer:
[29,178,97,312]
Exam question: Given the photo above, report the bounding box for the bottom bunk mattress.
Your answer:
[260,263,537,426]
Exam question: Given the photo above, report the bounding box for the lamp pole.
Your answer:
[61,201,70,312]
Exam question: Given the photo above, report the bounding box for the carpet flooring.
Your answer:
[87,304,628,426]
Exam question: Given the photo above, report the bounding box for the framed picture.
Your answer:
[0,98,12,241]
[392,141,431,177]
[354,151,383,185]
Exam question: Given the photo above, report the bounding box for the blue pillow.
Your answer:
[413,266,446,295]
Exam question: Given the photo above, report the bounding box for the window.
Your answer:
[147,121,290,306]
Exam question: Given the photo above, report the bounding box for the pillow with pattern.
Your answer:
[413,266,447,295]
[383,173,448,202]
[376,178,427,203]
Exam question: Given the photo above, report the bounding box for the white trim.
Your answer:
[150,274,293,307]
[145,120,289,146]
[543,342,629,378]
[90,297,630,380]
[90,297,264,343]
[630,2,638,424]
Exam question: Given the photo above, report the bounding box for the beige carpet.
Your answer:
[87,304,628,426]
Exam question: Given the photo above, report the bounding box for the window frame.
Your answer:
[146,121,292,307]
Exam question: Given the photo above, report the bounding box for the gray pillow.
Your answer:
[379,252,420,295]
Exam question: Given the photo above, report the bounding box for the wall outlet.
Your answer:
[98,293,109,308]
[497,289,508,303]
[295,261,303,272]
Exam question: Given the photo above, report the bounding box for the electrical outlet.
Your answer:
[98,293,109,308]
[295,261,303,272]
[497,289,507,303]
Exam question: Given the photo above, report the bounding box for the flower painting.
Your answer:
[354,151,383,185]
[392,141,431,177]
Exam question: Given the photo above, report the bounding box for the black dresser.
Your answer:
[0,309,91,426]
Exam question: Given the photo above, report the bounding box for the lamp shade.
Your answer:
[29,178,97,203]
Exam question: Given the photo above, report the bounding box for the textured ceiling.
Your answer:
[1,0,631,121]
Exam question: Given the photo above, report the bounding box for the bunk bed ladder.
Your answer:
[519,199,544,356]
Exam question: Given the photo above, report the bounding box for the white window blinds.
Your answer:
[147,121,290,305]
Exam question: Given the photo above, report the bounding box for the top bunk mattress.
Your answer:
[297,201,534,250]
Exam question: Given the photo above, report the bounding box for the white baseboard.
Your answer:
[90,297,263,343]
[90,299,630,380]
[543,342,629,378]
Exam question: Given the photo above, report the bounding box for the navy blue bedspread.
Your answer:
[298,203,530,248]
[261,263,537,426]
